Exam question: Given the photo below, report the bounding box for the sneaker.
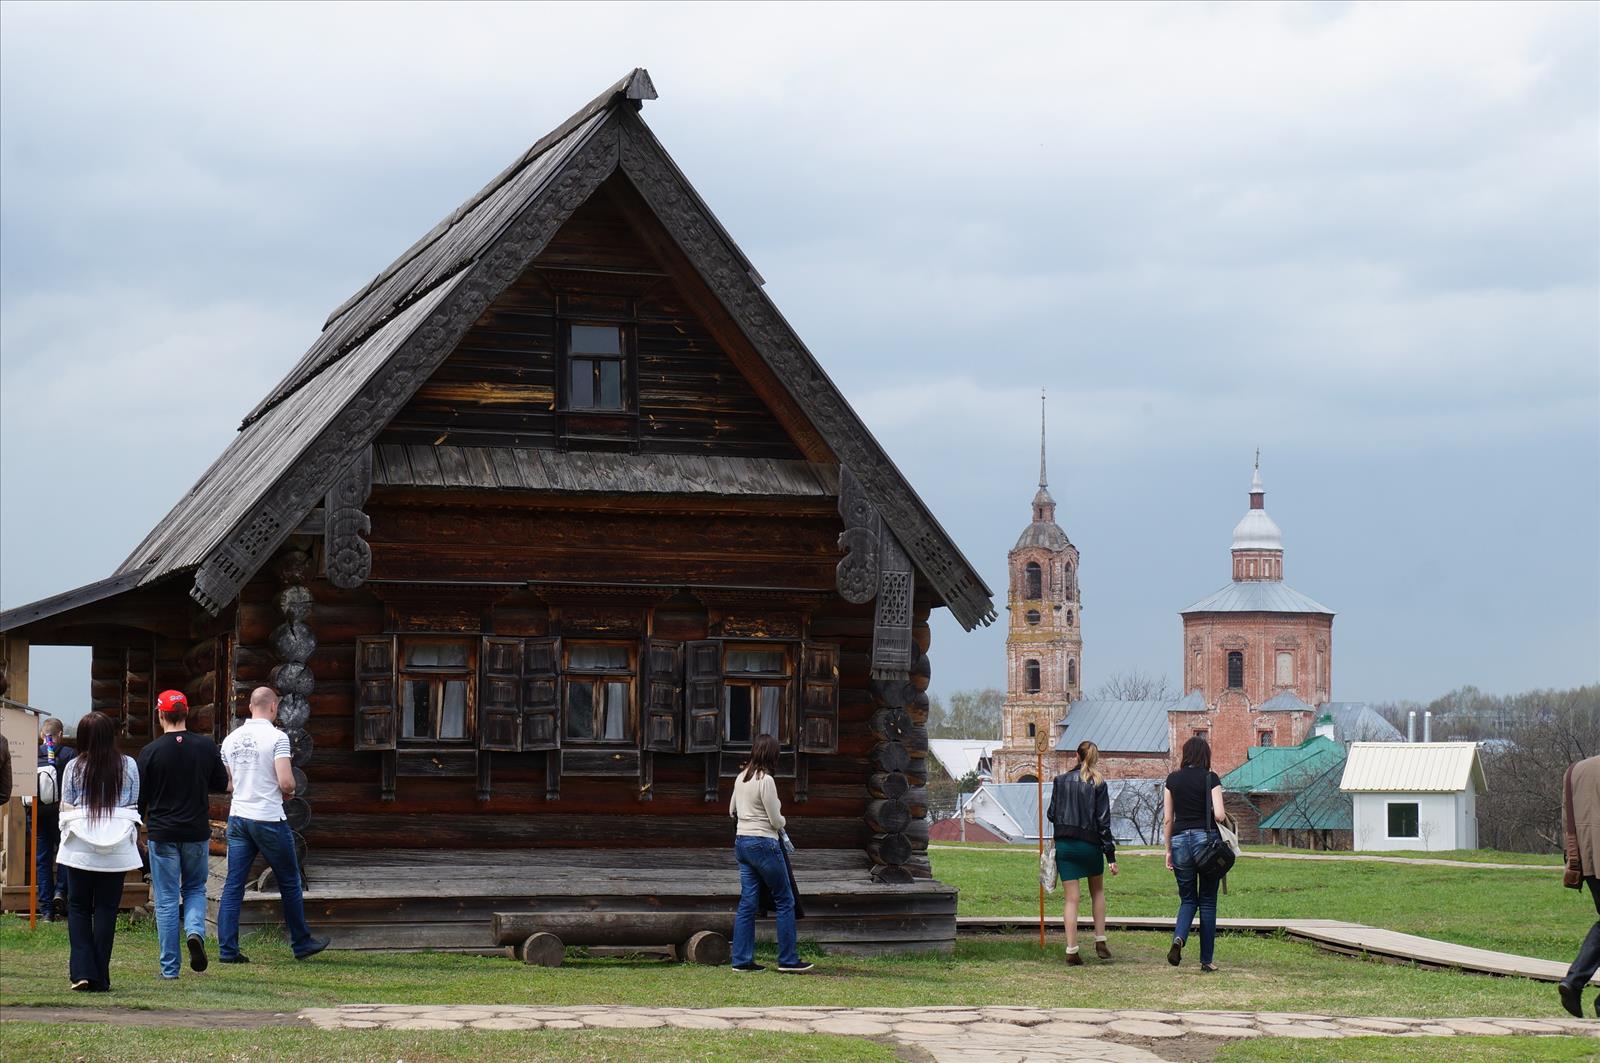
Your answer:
[218,954,251,965]
[1200,961,1220,973]
[1094,939,1112,961]
[1167,939,1183,966]
[294,937,331,960]
[70,979,92,992]
[732,963,765,972]
[776,962,815,973]
[187,933,209,973]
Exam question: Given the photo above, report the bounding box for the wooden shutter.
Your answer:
[798,642,840,754]
[354,636,398,751]
[683,640,722,753]
[520,637,561,751]
[478,637,523,752]
[643,639,683,753]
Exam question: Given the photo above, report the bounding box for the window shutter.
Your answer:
[479,637,523,752]
[354,636,398,751]
[798,642,840,754]
[683,640,722,753]
[520,637,562,751]
[643,639,683,753]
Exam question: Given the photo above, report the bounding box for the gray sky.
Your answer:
[3,1,1596,721]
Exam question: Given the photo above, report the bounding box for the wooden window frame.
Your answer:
[721,642,793,748]
[397,636,476,746]
[558,321,635,414]
[561,639,637,746]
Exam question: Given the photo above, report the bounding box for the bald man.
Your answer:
[216,687,328,963]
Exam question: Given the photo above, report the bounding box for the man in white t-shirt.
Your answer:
[216,687,329,962]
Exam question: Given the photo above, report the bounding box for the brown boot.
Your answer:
[1065,949,1084,966]
[1094,939,1112,961]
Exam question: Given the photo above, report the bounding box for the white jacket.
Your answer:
[58,806,143,873]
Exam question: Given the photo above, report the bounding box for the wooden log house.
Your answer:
[0,71,995,953]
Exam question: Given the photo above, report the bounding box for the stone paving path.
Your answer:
[301,1003,1598,1062]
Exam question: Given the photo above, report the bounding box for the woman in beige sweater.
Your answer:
[728,734,809,972]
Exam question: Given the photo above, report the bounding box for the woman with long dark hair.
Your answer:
[57,712,142,991]
[1046,740,1119,965]
[1163,734,1227,972]
[727,733,811,973]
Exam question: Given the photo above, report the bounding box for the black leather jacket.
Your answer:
[1047,769,1115,859]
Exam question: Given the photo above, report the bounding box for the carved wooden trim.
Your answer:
[835,466,913,683]
[189,122,624,614]
[325,449,374,590]
[614,110,994,631]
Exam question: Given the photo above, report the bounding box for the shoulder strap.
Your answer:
[1566,763,1579,836]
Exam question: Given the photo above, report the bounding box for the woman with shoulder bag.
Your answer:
[57,712,142,992]
[1047,741,1119,965]
[1163,735,1227,972]
[728,733,812,974]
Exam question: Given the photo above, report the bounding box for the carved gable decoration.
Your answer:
[78,69,993,636]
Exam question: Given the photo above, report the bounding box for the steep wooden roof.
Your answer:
[12,70,994,631]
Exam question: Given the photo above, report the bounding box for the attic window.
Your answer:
[566,324,627,411]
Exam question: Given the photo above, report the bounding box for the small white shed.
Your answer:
[1340,742,1487,851]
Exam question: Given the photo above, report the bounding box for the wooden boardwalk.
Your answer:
[957,915,1589,984]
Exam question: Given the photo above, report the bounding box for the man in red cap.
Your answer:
[137,690,228,979]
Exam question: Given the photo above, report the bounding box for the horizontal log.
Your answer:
[184,637,220,676]
[867,833,912,868]
[493,911,734,947]
[867,771,909,801]
[865,798,910,835]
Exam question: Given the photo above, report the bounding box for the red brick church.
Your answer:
[992,414,1335,782]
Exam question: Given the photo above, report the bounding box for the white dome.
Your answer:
[1232,508,1283,552]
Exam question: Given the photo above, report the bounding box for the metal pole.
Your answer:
[28,800,38,929]
[1036,738,1045,949]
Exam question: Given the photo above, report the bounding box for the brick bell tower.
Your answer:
[995,393,1082,782]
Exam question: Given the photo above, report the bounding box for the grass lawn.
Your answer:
[0,917,1568,1019]
[933,847,1585,961]
[0,1023,896,1063]
[1237,846,1561,866]
[1218,1035,1599,1062]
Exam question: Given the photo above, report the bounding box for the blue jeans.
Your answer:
[31,804,64,907]
[148,840,209,978]
[217,817,315,958]
[732,836,799,968]
[1171,828,1220,964]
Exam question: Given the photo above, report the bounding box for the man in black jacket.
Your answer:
[137,691,228,979]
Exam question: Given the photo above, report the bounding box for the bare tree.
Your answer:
[1113,782,1165,845]
[927,687,1005,739]
[1094,669,1174,702]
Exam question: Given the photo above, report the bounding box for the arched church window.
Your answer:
[1024,562,1042,599]
[1027,722,1037,738]
[1227,651,1244,689]
[1067,659,1078,685]
[1026,610,1040,626]
[1066,609,1074,626]
[1025,660,1041,693]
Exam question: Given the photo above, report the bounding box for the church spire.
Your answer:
[1039,388,1048,488]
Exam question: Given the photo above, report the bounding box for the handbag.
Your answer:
[1193,781,1237,881]
[1565,764,1584,890]
[1040,845,1059,894]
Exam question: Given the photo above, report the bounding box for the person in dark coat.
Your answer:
[34,717,75,919]
[1560,754,1600,1017]
[1047,740,1118,965]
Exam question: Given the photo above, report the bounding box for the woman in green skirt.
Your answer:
[1046,741,1119,964]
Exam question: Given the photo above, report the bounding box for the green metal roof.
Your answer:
[1220,735,1346,794]
[1258,772,1352,831]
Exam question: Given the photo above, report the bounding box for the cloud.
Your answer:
[2,0,1595,712]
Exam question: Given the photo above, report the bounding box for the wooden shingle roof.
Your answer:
[5,70,995,633]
